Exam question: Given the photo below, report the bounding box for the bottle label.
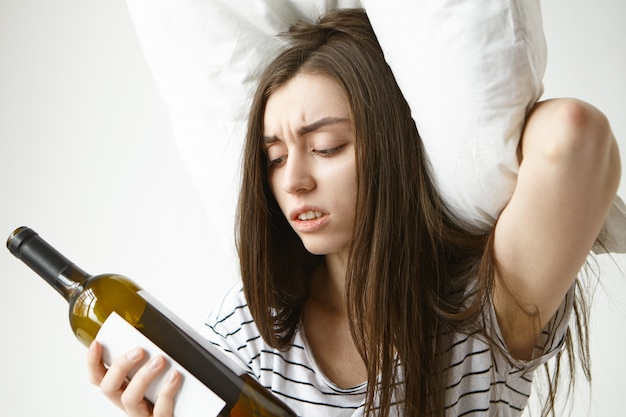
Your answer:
[96,312,226,417]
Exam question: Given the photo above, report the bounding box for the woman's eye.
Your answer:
[268,155,287,167]
[313,145,344,157]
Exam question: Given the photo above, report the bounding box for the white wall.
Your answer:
[0,1,235,415]
[0,1,623,416]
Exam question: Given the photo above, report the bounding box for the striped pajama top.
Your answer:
[204,284,573,417]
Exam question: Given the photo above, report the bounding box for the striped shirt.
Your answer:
[204,285,573,417]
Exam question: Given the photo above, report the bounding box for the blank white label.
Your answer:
[96,312,226,417]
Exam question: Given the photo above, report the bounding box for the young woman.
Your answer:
[86,9,621,417]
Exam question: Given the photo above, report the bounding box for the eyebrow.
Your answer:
[262,116,351,144]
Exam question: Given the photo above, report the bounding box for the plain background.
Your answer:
[0,1,624,416]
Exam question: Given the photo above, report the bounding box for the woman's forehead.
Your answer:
[263,73,351,135]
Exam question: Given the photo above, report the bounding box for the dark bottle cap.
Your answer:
[7,226,86,299]
[6,226,37,255]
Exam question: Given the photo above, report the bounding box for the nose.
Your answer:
[282,153,315,194]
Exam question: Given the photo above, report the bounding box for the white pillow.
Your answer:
[363,0,625,251]
[363,0,547,233]
[126,0,624,253]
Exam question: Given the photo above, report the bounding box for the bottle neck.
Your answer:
[7,227,89,301]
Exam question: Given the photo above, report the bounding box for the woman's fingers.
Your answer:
[119,353,181,417]
[86,341,107,386]
[98,346,146,408]
[152,370,182,417]
[120,355,168,416]
[86,342,180,417]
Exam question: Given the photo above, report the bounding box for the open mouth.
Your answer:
[296,210,325,221]
[291,208,330,232]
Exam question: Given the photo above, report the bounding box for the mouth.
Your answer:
[295,210,325,221]
[291,207,330,232]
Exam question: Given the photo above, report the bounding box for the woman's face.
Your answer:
[263,72,357,259]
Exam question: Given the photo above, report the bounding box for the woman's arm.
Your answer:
[492,98,621,360]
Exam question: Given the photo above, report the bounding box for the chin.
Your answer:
[299,237,348,257]
[301,244,328,256]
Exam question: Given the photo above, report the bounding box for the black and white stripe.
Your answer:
[203,285,573,417]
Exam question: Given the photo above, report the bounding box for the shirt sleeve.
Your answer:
[486,283,575,375]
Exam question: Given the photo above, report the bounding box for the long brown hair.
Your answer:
[236,8,590,417]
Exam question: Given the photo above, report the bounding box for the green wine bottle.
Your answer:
[7,226,296,417]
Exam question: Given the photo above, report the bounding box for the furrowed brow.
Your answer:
[262,135,279,146]
[261,116,351,145]
[297,117,351,136]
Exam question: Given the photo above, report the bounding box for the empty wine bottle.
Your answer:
[7,226,297,417]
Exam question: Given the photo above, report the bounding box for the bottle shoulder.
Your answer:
[69,273,147,346]
[83,273,141,292]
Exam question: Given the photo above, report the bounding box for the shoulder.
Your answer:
[205,284,252,338]
[203,284,263,374]
[202,284,304,379]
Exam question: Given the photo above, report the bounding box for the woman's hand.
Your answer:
[87,341,182,417]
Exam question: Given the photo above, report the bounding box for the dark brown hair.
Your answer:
[236,8,590,417]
